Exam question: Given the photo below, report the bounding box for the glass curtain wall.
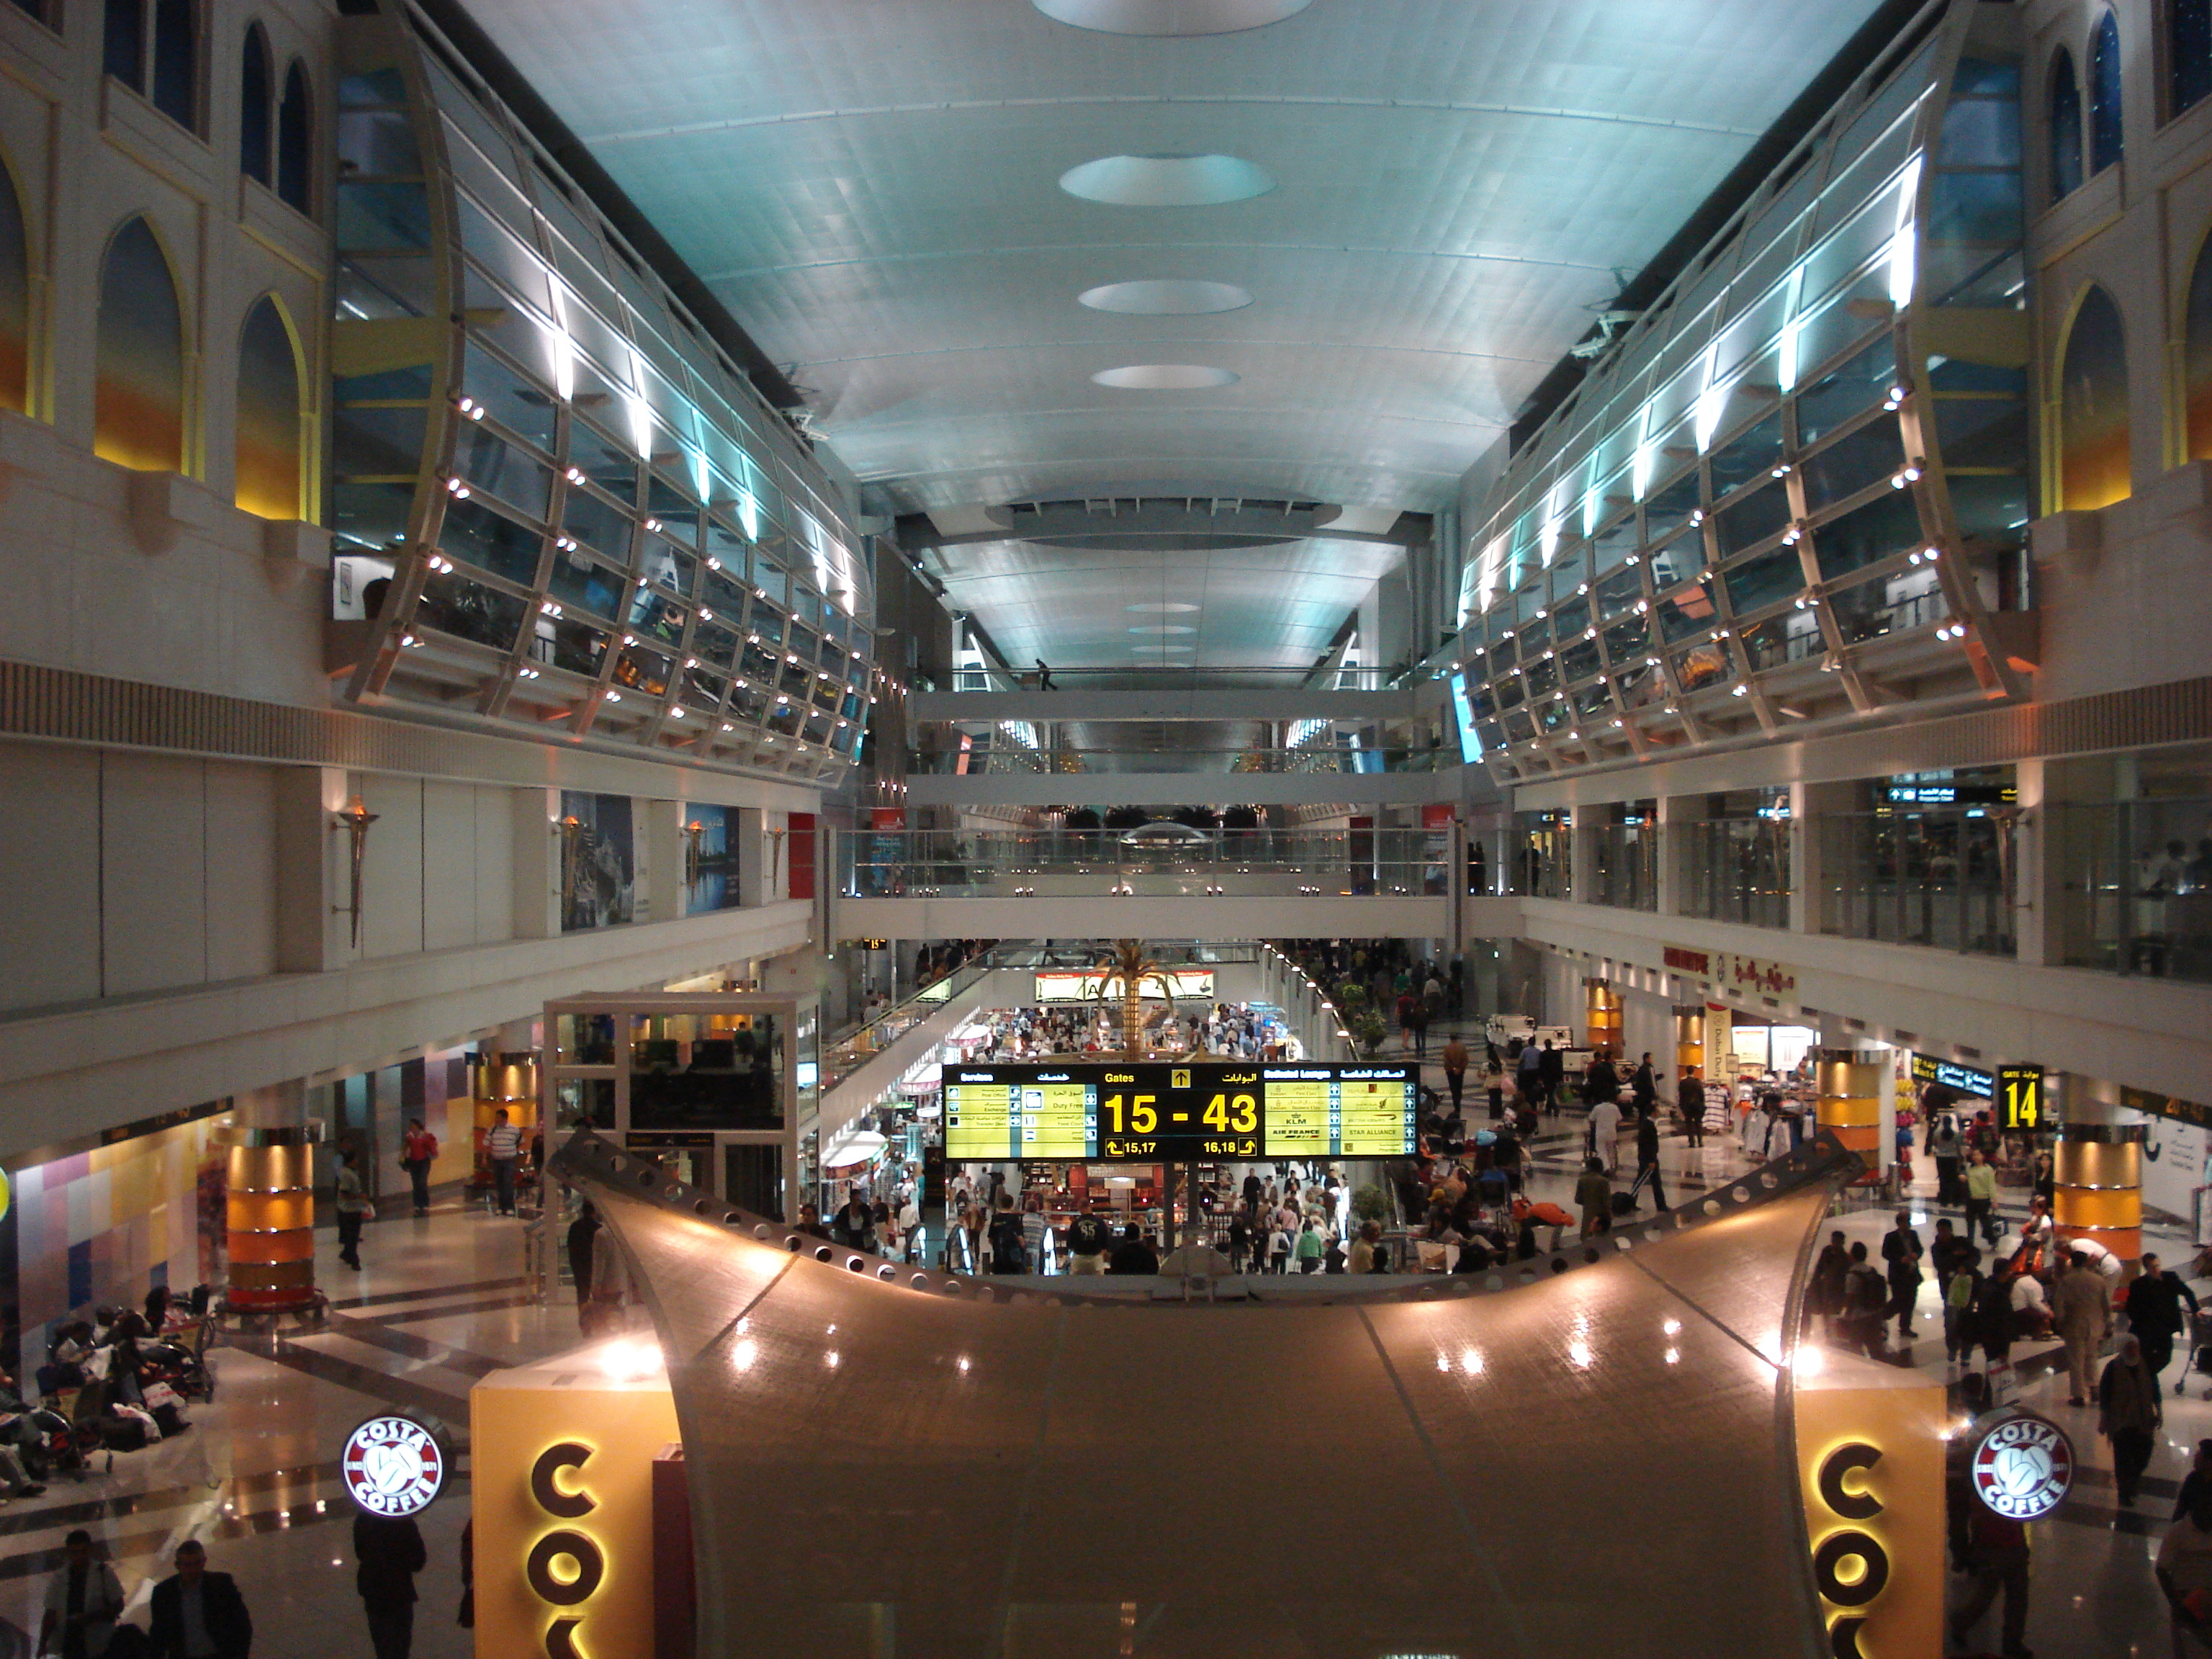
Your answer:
[328,15,873,784]
[1451,1,2026,782]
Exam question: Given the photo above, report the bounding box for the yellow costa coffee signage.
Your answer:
[1794,1356,1945,1658]
[472,1345,678,1659]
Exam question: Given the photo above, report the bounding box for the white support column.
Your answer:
[511,787,560,939]
[1791,781,1856,936]
[2018,756,2113,968]
[641,798,685,925]
[1656,794,1703,918]
[272,766,347,971]
[735,808,771,907]
[1568,804,1600,907]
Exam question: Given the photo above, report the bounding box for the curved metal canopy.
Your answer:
[556,1127,1858,1658]
[440,0,1889,668]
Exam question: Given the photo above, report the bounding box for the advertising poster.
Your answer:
[682,804,740,914]
[559,791,636,932]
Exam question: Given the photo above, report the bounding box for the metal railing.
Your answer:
[906,745,1456,775]
[946,664,1410,693]
[1810,809,2015,956]
[2050,797,2212,982]
[836,830,1453,899]
[1590,824,1660,912]
[1681,819,1792,930]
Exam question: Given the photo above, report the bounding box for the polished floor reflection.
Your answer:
[0,1037,2188,1659]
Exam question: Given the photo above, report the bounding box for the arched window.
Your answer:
[2051,48,2085,199]
[240,23,271,184]
[0,152,30,416]
[150,0,194,129]
[276,60,310,213]
[2174,0,2212,118]
[235,297,300,519]
[94,217,184,473]
[2090,11,2124,171]
[2180,228,2212,459]
[2058,284,2131,510]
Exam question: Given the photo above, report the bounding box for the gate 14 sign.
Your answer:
[342,1414,446,1516]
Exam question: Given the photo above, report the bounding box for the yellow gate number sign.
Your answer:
[1998,1064,2043,1132]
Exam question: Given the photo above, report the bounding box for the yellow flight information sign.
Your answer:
[945,1070,1096,1160]
[940,1064,1416,1161]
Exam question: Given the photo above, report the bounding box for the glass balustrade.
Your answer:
[1811,808,2014,954]
[837,830,1449,898]
[2049,797,2212,982]
[904,745,1457,775]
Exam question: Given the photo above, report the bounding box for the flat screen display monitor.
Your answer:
[940,1061,1418,1161]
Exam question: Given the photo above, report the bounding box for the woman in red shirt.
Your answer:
[400,1118,440,1218]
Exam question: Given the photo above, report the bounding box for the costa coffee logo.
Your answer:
[527,1442,605,1658]
[1970,1414,2074,1521]
[341,1416,444,1517]
[1809,1442,1892,1658]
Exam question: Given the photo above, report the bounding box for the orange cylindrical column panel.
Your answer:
[1816,1050,1885,1164]
[222,1126,322,1312]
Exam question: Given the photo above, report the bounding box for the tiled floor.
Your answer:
[0,1197,553,1659]
[0,1025,2185,1657]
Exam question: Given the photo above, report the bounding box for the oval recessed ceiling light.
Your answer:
[1131,644,1195,653]
[1092,364,1238,390]
[1128,624,1197,634]
[1033,0,1311,35]
[1128,601,1201,613]
[1080,279,1254,315]
[1060,153,1274,207]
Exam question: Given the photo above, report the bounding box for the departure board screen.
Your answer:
[940,1063,1416,1161]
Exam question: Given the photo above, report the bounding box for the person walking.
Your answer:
[1066,1210,1110,1276]
[1840,1243,1889,1359]
[1678,1069,1706,1148]
[1963,1148,1999,1247]
[2052,1250,2113,1407]
[1807,1231,1851,1337]
[1586,1095,1624,1178]
[1442,1035,1470,1120]
[1630,1053,1658,1119]
[398,1118,439,1219]
[2103,1333,2166,1509]
[1574,1157,1611,1239]
[148,1540,252,1659]
[1515,1040,1544,1112]
[485,1110,523,1216]
[1880,1210,1925,1344]
[353,1510,427,1659]
[1033,659,1054,691]
[565,1202,601,1332]
[1538,1040,1565,1119]
[1930,1112,1964,1207]
[1294,1219,1325,1274]
[1407,998,1430,1059]
[333,1148,369,1272]
[1583,1051,1621,1108]
[2156,1491,2212,1658]
[40,1530,125,1659]
[1631,1110,1669,1213]
[2129,1253,2203,1396]
[1947,1390,2035,1659]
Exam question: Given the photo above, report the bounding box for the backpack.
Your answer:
[1845,1264,1886,1316]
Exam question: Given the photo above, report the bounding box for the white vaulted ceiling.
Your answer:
[449,0,1887,664]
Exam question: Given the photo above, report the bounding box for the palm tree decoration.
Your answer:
[1093,939,1181,1060]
